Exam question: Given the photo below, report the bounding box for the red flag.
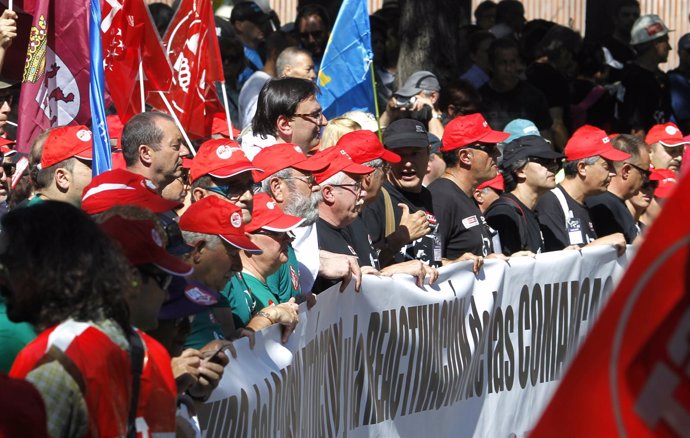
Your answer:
[101,0,173,123]
[531,173,690,437]
[15,0,91,153]
[148,0,224,138]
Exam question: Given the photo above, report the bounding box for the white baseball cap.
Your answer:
[630,14,672,46]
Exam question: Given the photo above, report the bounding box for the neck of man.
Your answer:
[489,77,519,92]
[443,166,477,198]
[127,165,166,194]
[318,204,349,229]
[240,255,269,284]
[560,177,589,204]
[263,59,277,77]
[40,186,78,207]
[607,178,629,201]
[635,52,661,72]
[511,183,544,210]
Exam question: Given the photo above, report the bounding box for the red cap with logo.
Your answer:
[41,125,94,168]
[441,113,510,152]
[211,112,241,138]
[251,143,328,182]
[477,173,504,191]
[179,195,261,253]
[650,168,678,199]
[311,148,374,184]
[245,192,305,233]
[564,125,631,161]
[100,215,193,276]
[338,130,401,164]
[81,169,181,215]
[645,123,689,147]
[189,139,262,183]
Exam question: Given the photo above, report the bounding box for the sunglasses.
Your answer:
[466,143,498,155]
[138,266,173,290]
[528,157,563,172]
[201,180,254,199]
[625,162,652,179]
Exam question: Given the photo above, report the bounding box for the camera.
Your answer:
[393,95,416,110]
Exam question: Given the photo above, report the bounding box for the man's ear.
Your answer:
[321,185,335,203]
[577,160,588,177]
[268,177,285,202]
[473,189,484,205]
[54,167,71,191]
[276,115,293,139]
[138,145,154,166]
[458,148,473,166]
[191,187,206,202]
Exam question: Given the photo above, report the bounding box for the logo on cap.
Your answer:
[216,145,237,160]
[230,211,242,228]
[602,136,610,144]
[266,200,275,210]
[415,125,425,133]
[293,145,302,153]
[76,129,92,142]
[646,22,664,36]
[665,126,678,135]
[151,229,163,247]
[185,287,218,305]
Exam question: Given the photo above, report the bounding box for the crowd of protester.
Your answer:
[0,0,685,436]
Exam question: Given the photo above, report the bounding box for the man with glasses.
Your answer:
[485,135,565,255]
[312,148,374,292]
[429,113,510,260]
[586,134,650,244]
[536,125,629,254]
[189,138,262,224]
[243,77,327,159]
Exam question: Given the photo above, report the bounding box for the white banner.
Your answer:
[198,246,630,437]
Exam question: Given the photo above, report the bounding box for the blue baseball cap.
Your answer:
[503,119,540,143]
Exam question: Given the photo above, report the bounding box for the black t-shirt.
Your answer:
[485,193,544,255]
[343,217,380,269]
[314,218,359,293]
[570,79,615,132]
[479,80,553,131]
[428,177,493,258]
[526,62,570,110]
[362,180,438,266]
[535,185,597,251]
[586,191,637,244]
[617,63,673,133]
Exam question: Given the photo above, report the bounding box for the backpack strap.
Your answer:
[550,187,578,245]
[127,330,145,438]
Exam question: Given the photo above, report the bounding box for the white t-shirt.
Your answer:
[238,71,271,129]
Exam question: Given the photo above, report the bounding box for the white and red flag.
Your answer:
[531,171,690,437]
[148,0,224,138]
[101,0,173,123]
[15,0,91,153]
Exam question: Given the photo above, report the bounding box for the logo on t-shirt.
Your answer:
[185,286,218,306]
[289,265,300,291]
[462,215,479,228]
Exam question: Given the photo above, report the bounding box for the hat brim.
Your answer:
[75,147,94,161]
[343,162,375,175]
[599,147,631,161]
[480,130,511,144]
[530,149,565,160]
[381,149,402,163]
[167,241,195,256]
[220,233,263,253]
[292,156,330,173]
[261,216,305,232]
[394,87,421,98]
[152,249,194,276]
[208,165,263,180]
[659,139,689,147]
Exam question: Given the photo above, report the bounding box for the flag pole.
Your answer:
[8,0,12,11]
[369,60,383,141]
[157,91,197,156]
[138,50,145,113]
[219,81,235,140]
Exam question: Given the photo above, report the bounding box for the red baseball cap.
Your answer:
[338,130,401,164]
[477,173,504,191]
[100,215,193,276]
[107,114,124,139]
[441,113,510,152]
[41,125,94,168]
[645,123,689,147]
[179,196,261,253]
[245,192,305,233]
[81,169,181,215]
[311,148,374,184]
[211,112,241,138]
[0,138,16,156]
[189,139,262,183]
[651,168,678,199]
[251,143,328,182]
[564,125,631,161]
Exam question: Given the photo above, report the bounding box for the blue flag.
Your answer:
[317,0,374,119]
[89,0,112,176]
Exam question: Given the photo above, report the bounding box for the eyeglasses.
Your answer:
[283,175,317,188]
[376,163,391,174]
[201,181,254,199]
[0,95,13,106]
[252,229,295,241]
[330,180,363,194]
[625,162,652,179]
[293,110,324,124]
[528,157,563,173]
[466,143,498,155]
[138,266,173,290]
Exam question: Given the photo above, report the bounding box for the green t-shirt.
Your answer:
[183,292,230,350]
[266,244,302,303]
[0,297,37,372]
[223,272,281,328]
